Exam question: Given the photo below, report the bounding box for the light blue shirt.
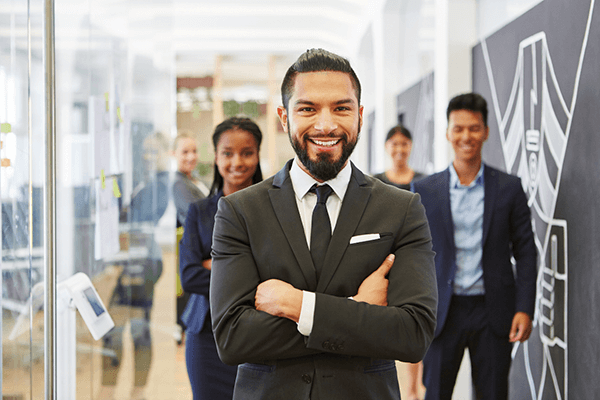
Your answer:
[449,163,485,295]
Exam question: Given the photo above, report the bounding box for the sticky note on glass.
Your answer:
[112,178,121,198]
[1,123,11,133]
[104,92,109,111]
[117,107,123,123]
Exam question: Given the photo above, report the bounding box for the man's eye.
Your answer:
[299,107,314,112]
[335,106,350,111]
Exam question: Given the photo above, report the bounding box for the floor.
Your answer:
[89,246,193,400]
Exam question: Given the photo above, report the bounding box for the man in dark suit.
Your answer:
[412,93,537,399]
[209,49,438,400]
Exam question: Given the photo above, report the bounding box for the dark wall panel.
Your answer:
[395,71,435,174]
[473,0,599,398]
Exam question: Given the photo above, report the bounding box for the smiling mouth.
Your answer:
[228,170,248,176]
[310,138,340,147]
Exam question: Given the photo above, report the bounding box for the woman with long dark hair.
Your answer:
[179,117,263,399]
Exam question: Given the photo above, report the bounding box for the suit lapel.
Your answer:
[482,165,497,247]
[317,164,371,293]
[441,169,456,251]
[269,160,318,290]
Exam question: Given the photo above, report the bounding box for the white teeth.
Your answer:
[312,139,339,147]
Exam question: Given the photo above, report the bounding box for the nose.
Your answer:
[314,109,337,134]
[232,153,243,167]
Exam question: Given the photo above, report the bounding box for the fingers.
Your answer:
[509,326,520,342]
[376,254,395,276]
[509,312,532,342]
[510,326,527,342]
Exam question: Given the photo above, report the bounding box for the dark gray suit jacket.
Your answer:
[210,160,437,400]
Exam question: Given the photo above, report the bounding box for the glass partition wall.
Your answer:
[1,1,177,399]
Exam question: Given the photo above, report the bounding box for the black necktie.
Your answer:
[310,184,333,279]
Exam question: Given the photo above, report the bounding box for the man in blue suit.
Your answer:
[413,93,537,400]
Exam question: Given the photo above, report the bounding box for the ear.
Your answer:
[358,105,364,130]
[483,125,490,142]
[277,106,288,132]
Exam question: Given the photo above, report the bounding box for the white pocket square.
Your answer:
[349,233,381,244]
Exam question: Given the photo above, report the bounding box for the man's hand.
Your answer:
[255,279,303,323]
[509,311,532,342]
[353,254,395,306]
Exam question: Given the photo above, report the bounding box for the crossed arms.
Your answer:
[254,254,396,322]
[210,191,437,366]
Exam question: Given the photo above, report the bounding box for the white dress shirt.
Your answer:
[289,157,352,336]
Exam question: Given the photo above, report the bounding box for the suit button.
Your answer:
[447,280,452,286]
[322,341,330,350]
[302,374,312,384]
[336,344,344,351]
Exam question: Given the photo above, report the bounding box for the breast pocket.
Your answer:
[335,233,394,295]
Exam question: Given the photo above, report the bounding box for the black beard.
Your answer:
[289,128,359,182]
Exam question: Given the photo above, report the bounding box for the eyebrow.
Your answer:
[293,98,356,107]
[220,146,256,151]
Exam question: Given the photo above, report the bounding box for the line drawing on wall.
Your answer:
[480,1,595,398]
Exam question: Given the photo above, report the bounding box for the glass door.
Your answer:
[2,0,178,398]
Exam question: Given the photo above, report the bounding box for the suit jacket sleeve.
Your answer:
[210,196,321,365]
[179,201,211,296]
[508,178,537,317]
[307,193,437,363]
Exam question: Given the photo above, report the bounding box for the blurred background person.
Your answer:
[179,117,263,399]
[373,124,425,191]
[99,132,170,400]
[172,130,207,227]
[171,130,208,344]
[374,124,427,400]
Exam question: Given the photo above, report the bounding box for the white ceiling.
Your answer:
[169,0,381,76]
[2,0,425,82]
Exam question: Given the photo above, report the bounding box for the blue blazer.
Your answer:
[179,192,222,333]
[413,164,537,338]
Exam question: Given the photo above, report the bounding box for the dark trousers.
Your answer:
[185,327,238,400]
[423,296,512,400]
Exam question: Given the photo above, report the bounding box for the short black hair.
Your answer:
[385,124,412,142]
[210,117,263,196]
[446,93,488,126]
[281,48,361,110]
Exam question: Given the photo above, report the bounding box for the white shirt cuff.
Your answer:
[297,291,315,336]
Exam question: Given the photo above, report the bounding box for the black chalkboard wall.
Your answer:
[473,0,599,398]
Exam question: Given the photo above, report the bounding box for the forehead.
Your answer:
[291,71,357,104]
[388,132,411,143]
[448,109,485,125]
[217,129,257,148]
[177,137,196,148]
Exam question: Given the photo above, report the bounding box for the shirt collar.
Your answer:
[449,162,485,189]
[290,157,352,201]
